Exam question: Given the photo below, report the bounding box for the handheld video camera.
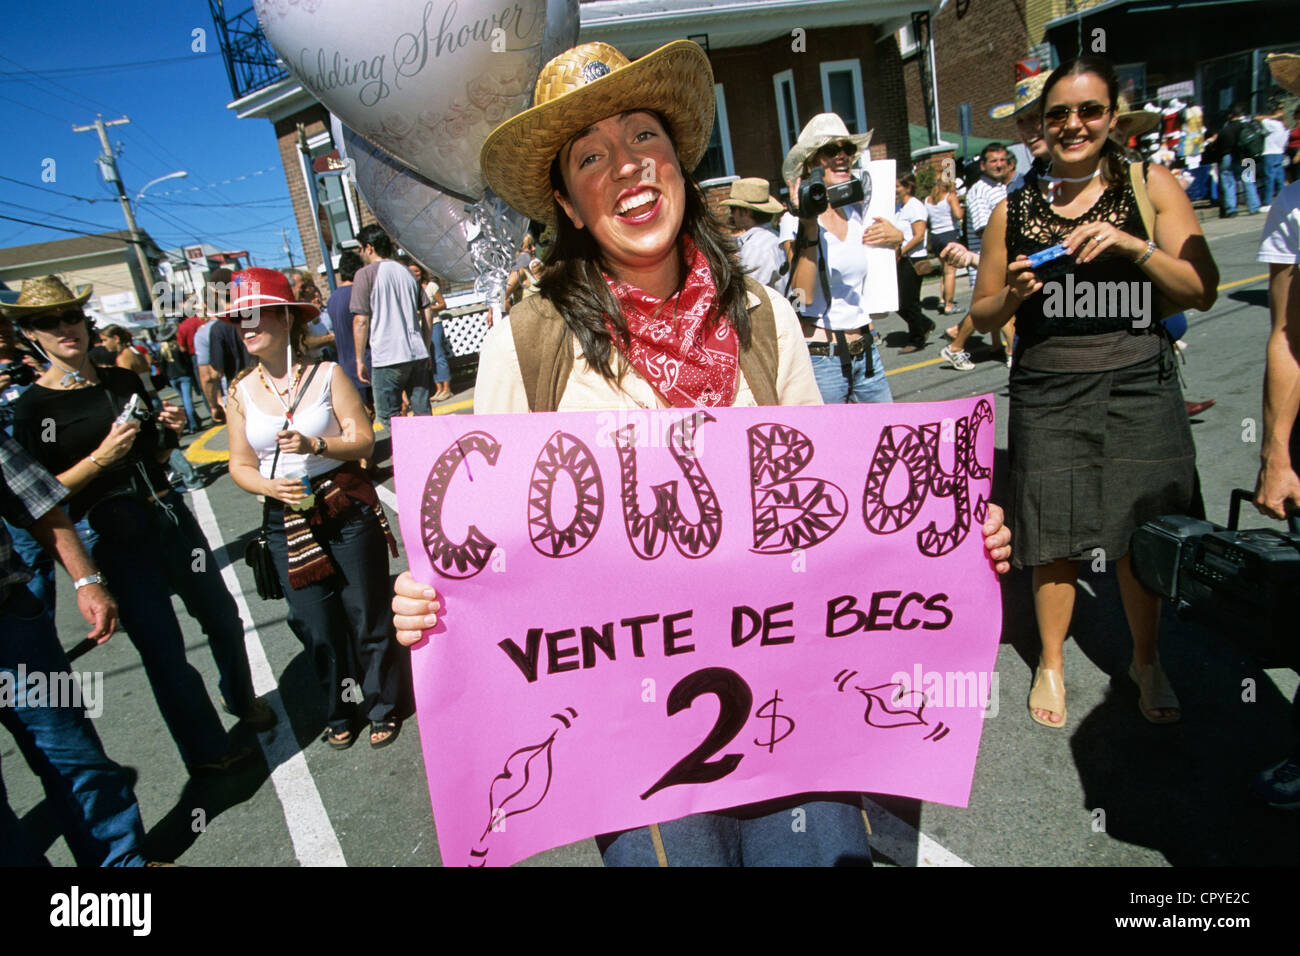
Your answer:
[790,167,867,217]
[1130,489,1300,669]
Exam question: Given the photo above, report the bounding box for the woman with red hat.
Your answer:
[222,268,407,750]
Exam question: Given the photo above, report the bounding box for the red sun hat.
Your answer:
[213,267,320,322]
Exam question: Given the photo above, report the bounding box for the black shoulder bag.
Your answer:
[244,362,322,600]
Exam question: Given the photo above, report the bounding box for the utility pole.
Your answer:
[72,115,156,315]
[282,228,296,269]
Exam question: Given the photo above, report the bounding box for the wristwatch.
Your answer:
[73,573,105,590]
[313,436,327,455]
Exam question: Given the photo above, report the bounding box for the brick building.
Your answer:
[216,0,938,284]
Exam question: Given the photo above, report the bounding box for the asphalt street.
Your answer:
[6,212,1297,867]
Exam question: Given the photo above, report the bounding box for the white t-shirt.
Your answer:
[781,204,875,331]
[895,196,928,259]
[1257,180,1300,264]
[736,225,785,289]
[1262,118,1288,156]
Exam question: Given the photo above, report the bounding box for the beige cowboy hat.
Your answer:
[781,113,873,186]
[990,72,1050,120]
[719,177,785,215]
[0,274,92,320]
[1115,94,1161,138]
[1267,53,1300,97]
[480,40,715,225]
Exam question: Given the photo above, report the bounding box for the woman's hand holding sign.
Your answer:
[394,570,441,646]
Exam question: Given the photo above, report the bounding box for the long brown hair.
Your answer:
[1040,56,1129,189]
[537,116,751,383]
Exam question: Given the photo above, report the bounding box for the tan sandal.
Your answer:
[1028,666,1067,728]
[1129,661,1180,724]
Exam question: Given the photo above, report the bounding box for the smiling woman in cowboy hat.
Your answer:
[392,39,1013,867]
[3,274,269,772]
[780,112,908,398]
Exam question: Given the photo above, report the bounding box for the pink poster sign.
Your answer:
[390,396,1001,867]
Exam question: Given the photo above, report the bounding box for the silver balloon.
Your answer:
[334,115,527,284]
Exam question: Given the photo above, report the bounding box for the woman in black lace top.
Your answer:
[971,57,1218,730]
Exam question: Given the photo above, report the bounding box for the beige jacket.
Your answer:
[474,284,823,413]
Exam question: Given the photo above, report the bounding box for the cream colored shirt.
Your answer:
[473,285,822,413]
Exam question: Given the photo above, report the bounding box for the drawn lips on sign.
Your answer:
[832,670,950,742]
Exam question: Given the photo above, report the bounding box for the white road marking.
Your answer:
[190,488,347,867]
[862,798,972,867]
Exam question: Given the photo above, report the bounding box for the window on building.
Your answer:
[773,70,799,157]
[897,24,920,58]
[694,84,736,182]
[820,60,867,137]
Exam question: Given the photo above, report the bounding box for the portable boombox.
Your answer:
[1130,489,1300,670]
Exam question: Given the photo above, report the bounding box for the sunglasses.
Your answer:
[1043,103,1110,126]
[26,310,86,333]
[818,141,858,159]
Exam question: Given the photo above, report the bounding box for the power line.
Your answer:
[0,213,144,243]
[0,52,122,117]
[0,198,122,232]
[0,174,113,204]
[0,92,71,123]
[0,52,221,81]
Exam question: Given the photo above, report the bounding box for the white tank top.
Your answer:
[925,195,956,234]
[238,362,343,480]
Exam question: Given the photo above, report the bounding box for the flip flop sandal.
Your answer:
[370,720,401,749]
[322,727,357,750]
[1028,666,1067,728]
[1129,661,1181,724]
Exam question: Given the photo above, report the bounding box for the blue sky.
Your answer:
[0,1,300,267]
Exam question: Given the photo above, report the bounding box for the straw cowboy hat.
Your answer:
[480,40,715,225]
[719,177,785,215]
[782,113,873,185]
[1115,94,1161,139]
[0,275,92,320]
[990,72,1050,120]
[1267,53,1300,97]
[210,267,320,322]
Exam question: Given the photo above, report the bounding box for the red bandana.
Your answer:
[603,237,739,408]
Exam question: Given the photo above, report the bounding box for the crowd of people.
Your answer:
[2,38,1298,868]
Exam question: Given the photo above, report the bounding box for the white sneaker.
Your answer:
[941,346,975,371]
[1006,353,1013,369]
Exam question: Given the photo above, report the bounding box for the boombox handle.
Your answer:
[1228,488,1300,534]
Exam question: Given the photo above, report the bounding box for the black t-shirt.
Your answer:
[159,340,192,380]
[208,318,251,381]
[10,366,175,522]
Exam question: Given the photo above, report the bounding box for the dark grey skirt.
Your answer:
[1007,349,1196,568]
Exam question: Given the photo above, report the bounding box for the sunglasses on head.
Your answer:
[818,141,857,159]
[25,310,86,333]
[1043,103,1110,126]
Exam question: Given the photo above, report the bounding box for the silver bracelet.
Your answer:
[1134,239,1157,266]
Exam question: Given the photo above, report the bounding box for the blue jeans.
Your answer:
[599,796,873,866]
[1219,153,1261,214]
[79,493,243,767]
[0,586,147,866]
[1260,153,1285,206]
[3,519,55,617]
[810,344,894,404]
[431,323,451,385]
[266,500,405,731]
[371,359,432,428]
[174,374,200,431]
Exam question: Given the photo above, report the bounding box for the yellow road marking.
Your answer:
[185,400,471,465]
[1215,272,1268,292]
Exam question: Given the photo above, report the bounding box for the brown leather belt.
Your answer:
[806,336,869,357]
